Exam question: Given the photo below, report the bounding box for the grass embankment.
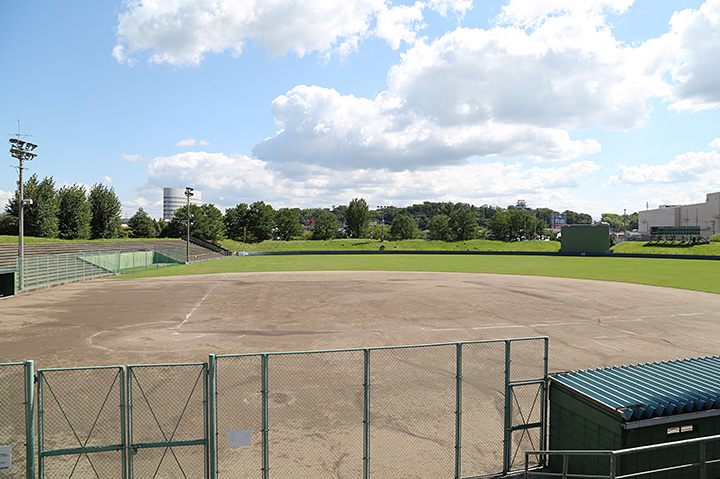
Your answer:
[220,238,561,252]
[121,254,720,295]
[0,235,178,244]
[612,241,720,256]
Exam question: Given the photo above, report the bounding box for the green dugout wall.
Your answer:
[0,269,16,296]
[549,356,720,478]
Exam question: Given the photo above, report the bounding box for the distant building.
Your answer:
[638,192,720,238]
[163,187,202,221]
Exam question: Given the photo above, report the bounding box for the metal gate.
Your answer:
[127,363,208,478]
[0,361,34,479]
[37,366,126,478]
[504,339,548,472]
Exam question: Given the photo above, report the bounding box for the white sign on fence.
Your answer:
[228,430,252,447]
[0,446,11,471]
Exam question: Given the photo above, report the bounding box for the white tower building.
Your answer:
[163,187,202,220]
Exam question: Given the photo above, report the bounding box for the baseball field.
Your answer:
[2,254,719,371]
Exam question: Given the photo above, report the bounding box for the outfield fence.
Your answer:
[15,248,185,292]
[1,337,548,478]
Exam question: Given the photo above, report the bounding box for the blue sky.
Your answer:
[2,0,719,220]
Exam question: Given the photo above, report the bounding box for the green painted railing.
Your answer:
[15,247,185,292]
[525,435,720,478]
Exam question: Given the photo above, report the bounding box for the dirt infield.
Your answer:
[2,271,720,371]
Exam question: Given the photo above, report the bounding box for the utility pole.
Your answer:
[377,206,386,242]
[185,187,194,263]
[9,122,38,289]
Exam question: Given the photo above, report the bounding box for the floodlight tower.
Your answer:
[10,135,38,287]
[185,187,194,263]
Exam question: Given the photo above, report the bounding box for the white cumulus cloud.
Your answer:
[113,0,474,66]
[651,0,720,112]
[137,149,600,213]
[253,84,601,170]
[114,0,383,65]
[609,142,720,185]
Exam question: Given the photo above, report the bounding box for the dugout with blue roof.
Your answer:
[549,356,720,478]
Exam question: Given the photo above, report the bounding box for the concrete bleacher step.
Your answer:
[0,238,224,270]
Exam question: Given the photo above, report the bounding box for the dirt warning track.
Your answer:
[2,271,720,371]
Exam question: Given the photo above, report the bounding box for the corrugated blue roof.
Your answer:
[551,356,720,421]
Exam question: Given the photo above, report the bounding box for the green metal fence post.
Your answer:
[37,370,43,479]
[541,337,549,463]
[120,366,127,479]
[455,343,462,479]
[700,442,707,479]
[127,366,134,476]
[262,354,269,479]
[503,340,512,474]
[208,355,217,479]
[363,349,371,479]
[24,361,35,479]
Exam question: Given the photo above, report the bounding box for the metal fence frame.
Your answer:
[2,337,548,478]
[212,337,549,478]
[525,434,720,478]
[16,248,185,292]
[0,361,34,479]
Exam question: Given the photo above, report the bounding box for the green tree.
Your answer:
[0,213,16,235]
[489,208,547,241]
[6,174,59,238]
[195,204,226,243]
[564,210,592,225]
[247,201,275,241]
[276,208,303,241]
[155,218,168,237]
[449,207,479,241]
[601,212,638,232]
[312,210,338,240]
[224,203,249,240]
[127,207,158,238]
[428,215,452,241]
[225,201,275,242]
[389,214,420,240]
[169,203,226,243]
[345,198,370,238]
[89,183,122,239]
[57,184,91,239]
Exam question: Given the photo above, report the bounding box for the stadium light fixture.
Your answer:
[9,132,38,289]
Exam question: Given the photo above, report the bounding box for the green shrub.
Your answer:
[710,234,720,242]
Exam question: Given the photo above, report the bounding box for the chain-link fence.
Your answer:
[213,337,549,478]
[4,337,547,478]
[127,363,208,478]
[16,248,184,292]
[0,362,33,479]
[37,366,126,479]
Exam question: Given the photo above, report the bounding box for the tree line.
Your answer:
[2,175,635,245]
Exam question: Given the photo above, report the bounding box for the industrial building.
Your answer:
[163,187,202,220]
[638,192,720,238]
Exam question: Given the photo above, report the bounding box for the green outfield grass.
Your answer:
[221,238,561,252]
[120,254,720,295]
